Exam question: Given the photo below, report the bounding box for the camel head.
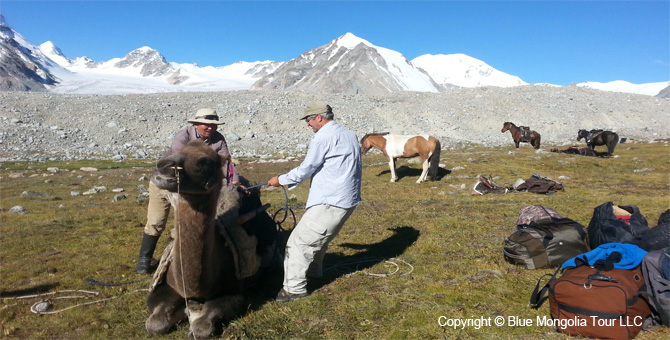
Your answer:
[151,140,229,194]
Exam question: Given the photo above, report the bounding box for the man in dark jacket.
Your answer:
[135,108,239,274]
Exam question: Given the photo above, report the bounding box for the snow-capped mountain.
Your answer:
[575,80,669,97]
[1,14,667,96]
[412,53,527,88]
[0,14,65,91]
[37,39,282,94]
[251,33,440,94]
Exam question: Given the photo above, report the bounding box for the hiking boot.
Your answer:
[275,288,308,302]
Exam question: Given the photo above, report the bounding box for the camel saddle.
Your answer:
[149,221,262,292]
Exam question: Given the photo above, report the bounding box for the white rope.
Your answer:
[326,257,414,277]
[29,289,148,315]
[172,167,190,314]
[172,166,196,340]
[2,288,148,315]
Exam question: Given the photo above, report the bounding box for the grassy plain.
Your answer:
[1,142,669,339]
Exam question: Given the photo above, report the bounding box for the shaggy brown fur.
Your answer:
[145,140,276,338]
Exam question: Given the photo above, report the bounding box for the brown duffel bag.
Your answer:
[547,265,650,339]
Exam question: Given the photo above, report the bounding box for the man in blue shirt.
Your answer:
[268,102,362,302]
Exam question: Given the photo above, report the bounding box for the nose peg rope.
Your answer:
[172,166,192,337]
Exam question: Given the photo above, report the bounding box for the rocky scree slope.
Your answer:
[0,85,668,162]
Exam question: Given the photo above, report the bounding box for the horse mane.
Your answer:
[360,132,389,142]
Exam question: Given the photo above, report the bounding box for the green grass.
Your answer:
[1,143,669,339]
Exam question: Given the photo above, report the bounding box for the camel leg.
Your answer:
[417,157,429,183]
[188,295,244,339]
[389,158,397,182]
[146,284,187,335]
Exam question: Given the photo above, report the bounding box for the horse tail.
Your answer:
[608,132,619,154]
[428,139,441,181]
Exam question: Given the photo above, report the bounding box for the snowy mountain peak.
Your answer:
[334,32,372,50]
[39,41,70,67]
[114,46,173,77]
[0,17,63,91]
[251,32,439,94]
[412,53,527,88]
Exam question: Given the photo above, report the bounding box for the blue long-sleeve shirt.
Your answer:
[278,121,362,209]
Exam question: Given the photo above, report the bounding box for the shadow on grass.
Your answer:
[244,226,420,307]
[313,226,421,288]
[0,283,60,298]
[377,166,451,181]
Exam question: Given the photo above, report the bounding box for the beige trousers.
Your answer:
[143,181,172,236]
[283,204,356,294]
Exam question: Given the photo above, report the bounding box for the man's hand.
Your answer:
[268,176,281,187]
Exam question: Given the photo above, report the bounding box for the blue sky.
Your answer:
[1,0,668,85]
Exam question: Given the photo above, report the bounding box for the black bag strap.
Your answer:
[529,266,562,309]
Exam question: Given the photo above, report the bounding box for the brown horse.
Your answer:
[360,132,441,183]
[501,122,541,149]
[145,140,276,338]
[577,129,619,154]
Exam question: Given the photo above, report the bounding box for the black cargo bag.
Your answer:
[587,202,649,250]
[503,217,590,269]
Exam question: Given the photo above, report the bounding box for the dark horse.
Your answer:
[577,129,619,154]
[501,122,541,149]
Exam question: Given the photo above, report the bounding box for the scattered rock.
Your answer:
[136,192,150,199]
[9,206,27,214]
[112,194,128,202]
[21,191,52,198]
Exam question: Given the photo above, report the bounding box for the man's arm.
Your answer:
[271,138,327,188]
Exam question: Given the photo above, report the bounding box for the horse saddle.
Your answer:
[587,130,603,142]
[519,126,533,142]
[473,175,509,195]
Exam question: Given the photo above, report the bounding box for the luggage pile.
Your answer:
[503,203,669,339]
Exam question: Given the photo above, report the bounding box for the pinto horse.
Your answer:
[501,122,541,149]
[360,132,441,183]
[577,129,619,154]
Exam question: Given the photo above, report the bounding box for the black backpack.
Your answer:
[587,202,649,250]
[503,217,590,269]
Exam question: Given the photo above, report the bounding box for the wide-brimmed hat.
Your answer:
[299,102,332,120]
[187,108,224,125]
